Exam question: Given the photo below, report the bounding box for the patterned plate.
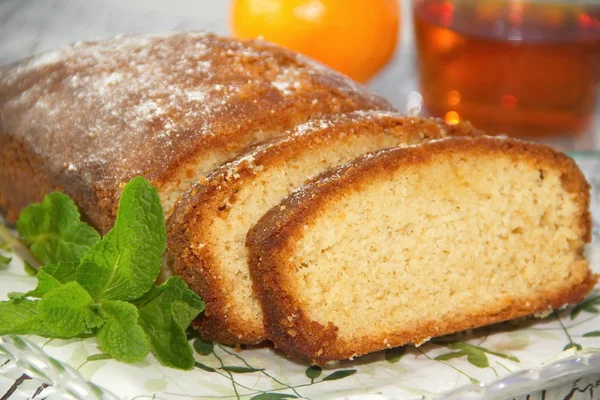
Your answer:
[1,154,599,400]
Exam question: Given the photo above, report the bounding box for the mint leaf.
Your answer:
[38,282,103,337]
[171,299,202,330]
[77,177,166,301]
[11,262,78,301]
[43,261,78,283]
[4,177,205,370]
[136,276,205,370]
[12,271,61,301]
[16,193,100,264]
[97,300,150,363]
[0,299,53,336]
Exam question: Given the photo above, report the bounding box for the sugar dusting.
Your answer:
[271,66,303,95]
[217,110,402,188]
[1,32,392,200]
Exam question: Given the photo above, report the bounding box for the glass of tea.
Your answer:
[413,0,600,138]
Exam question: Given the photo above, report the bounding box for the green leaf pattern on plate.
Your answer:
[0,155,599,399]
[435,342,519,369]
[571,295,600,319]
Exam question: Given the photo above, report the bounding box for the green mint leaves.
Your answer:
[0,299,52,336]
[78,177,166,301]
[16,192,100,264]
[136,276,205,369]
[0,177,204,369]
[97,300,151,363]
[10,262,77,301]
[38,281,104,337]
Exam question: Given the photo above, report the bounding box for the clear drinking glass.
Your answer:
[413,0,600,139]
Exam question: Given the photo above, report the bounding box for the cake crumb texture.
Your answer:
[167,111,480,344]
[247,136,596,363]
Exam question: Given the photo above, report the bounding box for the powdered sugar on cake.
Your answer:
[0,32,393,200]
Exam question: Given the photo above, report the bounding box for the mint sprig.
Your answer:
[78,177,166,302]
[0,299,52,336]
[0,177,205,369]
[16,192,100,264]
[10,262,77,301]
[38,281,105,337]
[97,300,151,363]
[136,276,205,370]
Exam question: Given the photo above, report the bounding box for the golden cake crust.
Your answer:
[0,32,393,232]
[167,111,481,344]
[246,136,596,364]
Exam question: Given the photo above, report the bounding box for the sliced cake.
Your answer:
[167,111,480,344]
[247,136,597,363]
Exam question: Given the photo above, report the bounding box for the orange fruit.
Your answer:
[230,0,400,83]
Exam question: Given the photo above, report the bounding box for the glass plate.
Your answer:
[1,154,599,400]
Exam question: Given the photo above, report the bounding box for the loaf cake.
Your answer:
[167,111,480,344]
[0,32,392,233]
[247,136,597,363]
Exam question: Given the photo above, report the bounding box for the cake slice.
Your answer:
[167,111,480,344]
[0,32,393,233]
[247,136,597,363]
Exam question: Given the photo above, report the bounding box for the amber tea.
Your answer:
[414,0,600,137]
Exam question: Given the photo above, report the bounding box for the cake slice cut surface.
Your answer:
[167,111,479,344]
[247,136,597,363]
